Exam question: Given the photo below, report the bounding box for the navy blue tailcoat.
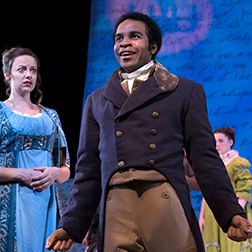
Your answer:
[60,62,245,251]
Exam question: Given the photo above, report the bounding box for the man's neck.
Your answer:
[121,60,154,80]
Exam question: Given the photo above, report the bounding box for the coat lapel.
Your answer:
[103,62,179,120]
[115,76,163,119]
[103,69,128,109]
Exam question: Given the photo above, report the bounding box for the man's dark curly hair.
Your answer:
[113,12,162,59]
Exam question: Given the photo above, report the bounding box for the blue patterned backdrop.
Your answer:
[83,0,252,217]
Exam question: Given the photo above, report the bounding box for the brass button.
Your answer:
[39,143,43,148]
[148,160,155,166]
[150,143,157,150]
[28,138,33,142]
[150,129,157,135]
[27,143,32,147]
[118,161,125,167]
[116,131,123,137]
[162,192,169,199]
[152,112,159,119]
[40,137,45,142]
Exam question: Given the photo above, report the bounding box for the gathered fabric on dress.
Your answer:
[203,152,252,252]
[0,102,69,252]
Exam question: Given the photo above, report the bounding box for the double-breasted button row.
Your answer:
[149,112,159,165]
[151,112,158,150]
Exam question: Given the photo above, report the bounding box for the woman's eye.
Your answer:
[18,67,24,73]
[31,68,37,73]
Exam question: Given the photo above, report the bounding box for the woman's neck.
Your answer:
[220,149,239,165]
[5,93,40,116]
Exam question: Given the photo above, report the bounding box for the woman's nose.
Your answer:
[25,70,32,78]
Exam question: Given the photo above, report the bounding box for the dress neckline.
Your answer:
[1,101,42,118]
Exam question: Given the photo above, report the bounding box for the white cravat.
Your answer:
[121,60,154,93]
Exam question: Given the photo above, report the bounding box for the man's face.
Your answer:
[114,19,157,73]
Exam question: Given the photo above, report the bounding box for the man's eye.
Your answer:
[132,34,139,39]
[115,36,122,42]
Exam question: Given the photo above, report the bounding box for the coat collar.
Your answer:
[103,61,179,118]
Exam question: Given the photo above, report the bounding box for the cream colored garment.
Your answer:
[220,149,239,165]
[121,60,154,93]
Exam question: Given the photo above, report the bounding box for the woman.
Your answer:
[199,127,252,252]
[0,47,70,252]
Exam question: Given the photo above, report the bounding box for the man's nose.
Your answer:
[120,38,132,48]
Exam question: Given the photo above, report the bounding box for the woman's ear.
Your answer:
[4,72,11,83]
[229,139,234,148]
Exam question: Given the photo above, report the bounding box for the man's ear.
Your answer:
[150,44,158,56]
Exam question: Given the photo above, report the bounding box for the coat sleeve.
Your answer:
[183,82,246,232]
[59,95,102,242]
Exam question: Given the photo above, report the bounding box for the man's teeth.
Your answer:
[121,52,134,56]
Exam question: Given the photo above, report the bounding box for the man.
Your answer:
[46,12,252,252]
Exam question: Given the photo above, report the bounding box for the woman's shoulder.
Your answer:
[40,105,58,116]
[230,156,251,170]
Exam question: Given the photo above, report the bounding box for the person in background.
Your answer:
[46,12,252,252]
[0,47,70,251]
[199,127,252,251]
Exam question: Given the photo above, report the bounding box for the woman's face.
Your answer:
[214,133,234,155]
[5,55,38,96]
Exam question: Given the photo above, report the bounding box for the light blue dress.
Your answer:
[1,102,67,252]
